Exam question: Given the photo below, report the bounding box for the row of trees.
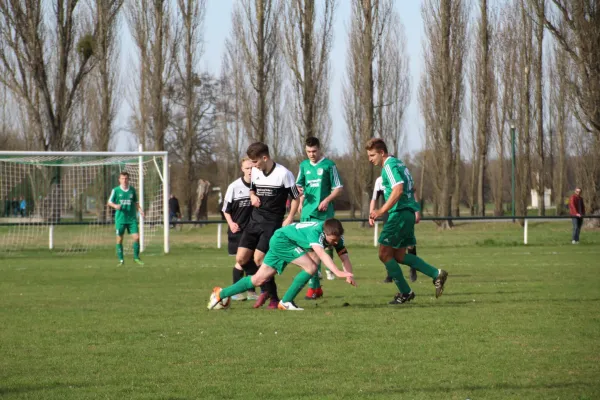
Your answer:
[1,0,598,223]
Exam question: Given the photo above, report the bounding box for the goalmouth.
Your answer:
[0,150,170,254]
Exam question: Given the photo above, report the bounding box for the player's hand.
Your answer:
[333,269,353,278]
[282,217,293,227]
[368,216,375,226]
[114,204,121,210]
[369,209,381,220]
[346,276,356,286]
[318,199,330,212]
[415,211,421,224]
[139,211,145,218]
[230,222,240,233]
[250,194,261,207]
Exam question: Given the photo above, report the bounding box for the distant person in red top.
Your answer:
[569,187,585,244]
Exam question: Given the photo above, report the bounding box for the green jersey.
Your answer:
[296,158,343,220]
[109,185,139,224]
[380,156,420,213]
[279,221,346,253]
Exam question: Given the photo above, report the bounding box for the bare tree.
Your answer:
[544,0,600,211]
[231,0,280,143]
[420,0,467,227]
[0,0,96,150]
[126,0,177,151]
[281,0,335,157]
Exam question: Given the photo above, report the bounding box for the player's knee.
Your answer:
[307,262,318,275]
[251,274,266,286]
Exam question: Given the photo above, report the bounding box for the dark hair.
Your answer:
[323,218,344,236]
[246,142,270,159]
[305,137,320,148]
[365,138,388,153]
[120,171,130,178]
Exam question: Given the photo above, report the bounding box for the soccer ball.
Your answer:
[208,292,231,310]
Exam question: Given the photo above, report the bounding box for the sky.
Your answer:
[116,0,425,154]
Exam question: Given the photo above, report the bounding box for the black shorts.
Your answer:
[228,231,242,256]
[238,220,282,254]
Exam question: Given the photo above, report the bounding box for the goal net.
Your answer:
[0,151,169,254]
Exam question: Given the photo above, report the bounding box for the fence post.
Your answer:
[374,221,379,247]
[217,223,222,249]
[524,219,528,245]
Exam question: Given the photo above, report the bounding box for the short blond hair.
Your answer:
[240,157,251,166]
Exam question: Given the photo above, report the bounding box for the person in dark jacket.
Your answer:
[569,187,585,244]
[168,194,181,229]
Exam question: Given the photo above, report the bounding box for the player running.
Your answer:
[365,138,448,304]
[235,142,300,309]
[296,137,344,300]
[370,176,419,283]
[107,171,145,266]
[222,157,259,301]
[208,219,355,311]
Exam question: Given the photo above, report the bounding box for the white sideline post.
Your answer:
[217,223,222,249]
[49,225,54,249]
[163,153,170,254]
[138,144,144,252]
[374,221,379,246]
[524,218,528,245]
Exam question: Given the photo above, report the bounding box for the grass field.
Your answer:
[1,221,600,399]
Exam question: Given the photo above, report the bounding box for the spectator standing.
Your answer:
[19,197,26,217]
[11,197,19,217]
[569,187,585,244]
[168,194,181,229]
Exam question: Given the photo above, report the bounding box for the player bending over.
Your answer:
[208,219,355,311]
[365,138,448,304]
[108,171,145,266]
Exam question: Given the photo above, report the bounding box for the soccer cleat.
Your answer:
[118,260,125,267]
[409,268,418,282]
[267,299,280,309]
[325,270,335,280]
[246,291,259,301]
[304,288,317,300]
[388,291,415,305]
[207,287,223,310]
[134,259,144,266]
[572,240,577,244]
[231,293,246,301]
[253,292,270,308]
[382,276,393,283]
[315,287,323,298]
[277,300,304,311]
[433,269,448,298]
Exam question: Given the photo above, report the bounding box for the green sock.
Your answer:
[282,270,312,303]
[308,263,321,289]
[403,253,439,279]
[221,276,255,298]
[384,259,411,294]
[133,242,140,259]
[116,244,123,261]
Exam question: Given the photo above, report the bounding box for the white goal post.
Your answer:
[0,150,170,254]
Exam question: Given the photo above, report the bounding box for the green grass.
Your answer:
[1,222,600,399]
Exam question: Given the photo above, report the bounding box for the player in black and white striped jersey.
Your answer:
[236,142,301,309]
[222,158,259,301]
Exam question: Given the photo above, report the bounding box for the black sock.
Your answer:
[261,278,279,301]
[241,261,258,276]
[409,246,417,256]
[233,267,244,284]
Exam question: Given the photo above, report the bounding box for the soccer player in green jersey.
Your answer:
[296,137,344,299]
[208,219,355,311]
[366,138,448,304]
[108,172,145,266]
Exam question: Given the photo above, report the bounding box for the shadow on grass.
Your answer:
[358,380,595,396]
[0,382,92,396]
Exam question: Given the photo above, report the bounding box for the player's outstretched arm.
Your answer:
[338,252,356,286]
[311,245,353,278]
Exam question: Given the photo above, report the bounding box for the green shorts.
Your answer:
[263,230,307,275]
[116,222,139,236]
[378,209,416,249]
